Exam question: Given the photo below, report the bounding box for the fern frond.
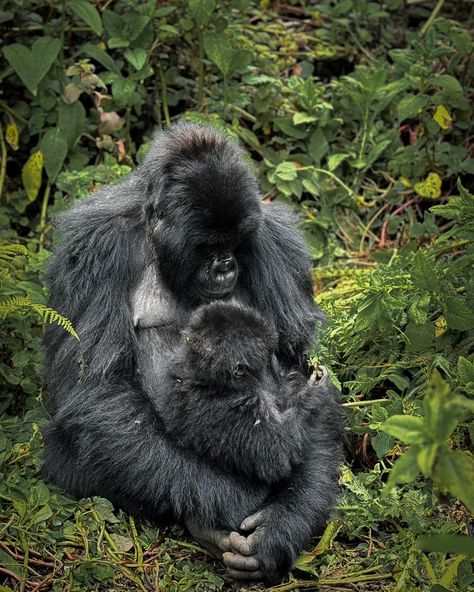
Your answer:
[0,296,79,340]
[0,244,28,261]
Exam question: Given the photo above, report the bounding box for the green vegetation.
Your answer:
[0,1,473,590]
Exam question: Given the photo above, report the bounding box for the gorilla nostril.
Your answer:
[212,255,236,276]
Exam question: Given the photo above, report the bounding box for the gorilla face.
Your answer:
[145,124,262,304]
[183,302,278,387]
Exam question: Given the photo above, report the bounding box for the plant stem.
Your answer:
[198,30,205,109]
[0,123,7,201]
[343,398,390,408]
[39,182,52,250]
[421,0,446,35]
[158,65,170,126]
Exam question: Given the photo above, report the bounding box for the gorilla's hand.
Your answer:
[224,508,294,585]
[186,519,264,581]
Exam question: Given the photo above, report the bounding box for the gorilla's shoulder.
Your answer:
[57,173,146,237]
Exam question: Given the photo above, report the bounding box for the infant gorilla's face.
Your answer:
[183,302,278,387]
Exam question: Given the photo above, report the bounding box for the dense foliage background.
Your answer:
[0,1,473,590]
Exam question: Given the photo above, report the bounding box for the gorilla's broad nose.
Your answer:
[212,254,236,276]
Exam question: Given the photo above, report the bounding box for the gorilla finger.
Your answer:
[240,509,267,531]
[223,551,260,571]
[229,531,255,556]
[196,539,224,560]
[227,568,263,581]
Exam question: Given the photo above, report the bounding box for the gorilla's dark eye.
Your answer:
[233,364,247,378]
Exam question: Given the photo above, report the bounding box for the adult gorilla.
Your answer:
[43,123,342,584]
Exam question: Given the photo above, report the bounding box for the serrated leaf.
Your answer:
[458,357,474,385]
[415,172,442,199]
[381,415,425,444]
[40,128,68,181]
[21,151,43,202]
[5,119,19,150]
[3,37,61,95]
[433,448,474,513]
[442,294,474,331]
[70,0,102,35]
[411,250,438,292]
[433,104,453,130]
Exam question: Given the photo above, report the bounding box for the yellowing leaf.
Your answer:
[21,151,43,202]
[433,105,453,130]
[414,172,442,199]
[399,176,411,188]
[434,315,448,337]
[6,119,19,150]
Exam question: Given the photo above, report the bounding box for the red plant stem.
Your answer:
[380,197,418,247]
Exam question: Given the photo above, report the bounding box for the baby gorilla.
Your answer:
[146,302,319,484]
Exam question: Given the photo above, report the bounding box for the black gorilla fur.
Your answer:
[143,301,330,484]
[43,122,343,585]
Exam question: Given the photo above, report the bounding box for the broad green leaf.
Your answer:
[70,0,102,35]
[442,294,474,331]
[274,117,307,139]
[327,153,348,172]
[434,448,474,513]
[58,102,86,149]
[382,446,420,496]
[433,74,464,95]
[189,0,216,26]
[124,48,148,70]
[3,37,61,95]
[458,356,474,385]
[83,43,122,75]
[381,415,425,444]
[405,322,434,353]
[33,504,53,524]
[21,151,43,202]
[433,105,453,130]
[414,172,442,199]
[274,161,298,181]
[417,444,438,477]
[40,128,68,182]
[417,535,474,557]
[396,94,428,122]
[230,49,252,73]
[308,128,328,164]
[203,32,234,77]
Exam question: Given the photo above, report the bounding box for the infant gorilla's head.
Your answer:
[183,301,278,387]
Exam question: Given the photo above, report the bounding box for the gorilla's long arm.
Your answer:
[43,382,267,528]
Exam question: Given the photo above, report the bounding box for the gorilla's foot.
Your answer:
[185,520,263,581]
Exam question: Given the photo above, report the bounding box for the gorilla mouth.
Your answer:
[199,271,237,299]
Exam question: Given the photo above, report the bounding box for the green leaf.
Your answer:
[189,0,216,26]
[83,43,122,75]
[442,294,474,331]
[382,446,420,496]
[3,37,61,95]
[396,94,428,122]
[58,102,86,149]
[21,151,43,202]
[381,415,425,444]
[416,444,438,477]
[40,128,68,182]
[405,322,434,353]
[33,504,53,524]
[274,161,298,181]
[70,0,102,35]
[124,48,148,70]
[327,153,348,172]
[458,356,474,385]
[411,250,438,292]
[433,448,474,513]
[274,117,307,139]
[293,112,318,125]
[417,535,474,557]
[308,128,329,164]
[203,32,234,77]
